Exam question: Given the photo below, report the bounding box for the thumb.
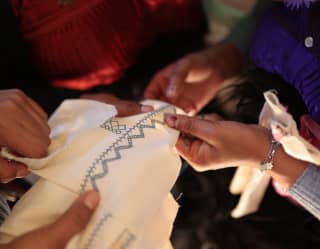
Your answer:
[165,114,215,144]
[47,190,100,247]
[6,191,100,249]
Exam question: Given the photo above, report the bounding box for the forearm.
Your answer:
[256,140,320,220]
[256,138,320,220]
[268,146,308,190]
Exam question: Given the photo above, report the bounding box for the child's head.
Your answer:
[204,68,308,125]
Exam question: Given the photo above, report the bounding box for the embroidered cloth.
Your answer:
[0,99,182,249]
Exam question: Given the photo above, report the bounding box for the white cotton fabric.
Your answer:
[230,91,320,218]
[0,99,183,249]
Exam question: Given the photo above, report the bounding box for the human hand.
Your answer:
[0,89,51,182]
[81,93,154,117]
[1,190,100,249]
[145,43,243,114]
[165,113,271,171]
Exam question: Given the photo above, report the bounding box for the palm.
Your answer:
[173,74,219,114]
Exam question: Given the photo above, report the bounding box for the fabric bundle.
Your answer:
[230,91,320,218]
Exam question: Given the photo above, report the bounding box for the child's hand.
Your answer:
[0,89,51,182]
[144,43,243,114]
[165,113,271,171]
[81,93,153,117]
[2,190,100,249]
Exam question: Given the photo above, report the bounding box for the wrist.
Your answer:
[249,127,308,189]
[269,146,308,190]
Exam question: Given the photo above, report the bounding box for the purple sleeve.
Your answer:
[249,6,320,122]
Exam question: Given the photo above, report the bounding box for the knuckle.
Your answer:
[10,89,25,102]
[179,118,195,133]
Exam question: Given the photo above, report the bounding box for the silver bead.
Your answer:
[305,36,314,48]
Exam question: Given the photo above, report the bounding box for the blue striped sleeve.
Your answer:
[288,164,320,220]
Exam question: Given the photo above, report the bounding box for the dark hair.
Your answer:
[203,68,308,125]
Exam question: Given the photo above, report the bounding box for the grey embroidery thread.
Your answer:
[83,213,112,249]
[101,120,127,134]
[80,105,176,248]
[80,105,175,192]
[107,229,136,249]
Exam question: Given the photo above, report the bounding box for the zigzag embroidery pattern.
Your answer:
[80,105,176,192]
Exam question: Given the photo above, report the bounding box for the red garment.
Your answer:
[299,115,320,149]
[11,0,202,90]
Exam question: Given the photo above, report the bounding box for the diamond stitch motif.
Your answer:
[101,120,127,134]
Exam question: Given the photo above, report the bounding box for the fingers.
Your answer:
[48,190,100,247]
[18,95,50,135]
[114,101,153,117]
[175,136,213,172]
[17,89,48,121]
[4,112,50,158]
[144,64,174,100]
[197,113,224,123]
[174,96,197,115]
[81,93,154,117]
[166,52,211,100]
[4,89,49,132]
[14,101,50,142]
[0,90,50,158]
[16,128,51,158]
[166,58,190,99]
[0,158,29,183]
[165,114,215,145]
[6,191,100,249]
[81,93,118,103]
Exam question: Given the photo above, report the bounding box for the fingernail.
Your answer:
[83,191,100,210]
[1,178,15,184]
[16,168,30,178]
[141,105,154,113]
[185,107,195,115]
[165,114,177,128]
